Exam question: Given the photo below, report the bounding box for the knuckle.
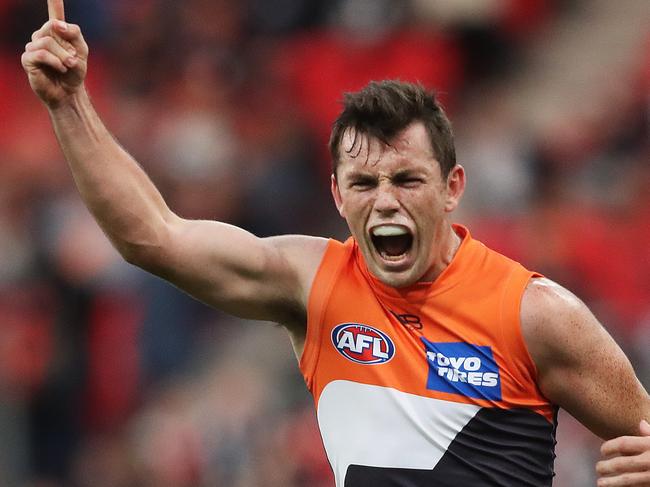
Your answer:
[39,36,55,49]
[602,441,617,456]
[36,22,51,37]
[28,43,43,55]
[34,50,48,63]
[621,438,635,453]
[32,36,49,48]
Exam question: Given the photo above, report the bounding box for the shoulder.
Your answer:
[521,277,586,329]
[262,234,331,303]
[519,280,649,439]
[520,277,629,402]
[520,277,601,367]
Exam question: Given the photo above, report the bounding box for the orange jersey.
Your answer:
[300,225,557,486]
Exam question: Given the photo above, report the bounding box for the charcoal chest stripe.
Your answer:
[344,408,557,487]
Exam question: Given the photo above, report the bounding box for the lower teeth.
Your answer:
[381,251,406,260]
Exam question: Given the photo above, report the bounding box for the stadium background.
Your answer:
[0,0,649,485]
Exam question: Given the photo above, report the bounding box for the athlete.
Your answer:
[22,1,650,485]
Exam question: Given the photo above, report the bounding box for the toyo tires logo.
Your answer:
[331,323,395,365]
[421,339,502,400]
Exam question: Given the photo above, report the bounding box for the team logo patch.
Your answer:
[332,323,395,365]
[421,339,502,401]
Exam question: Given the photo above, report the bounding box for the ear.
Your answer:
[331,174,345,218]
[444,164,466,213]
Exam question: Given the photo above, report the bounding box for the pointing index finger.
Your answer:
[47,0,65,21]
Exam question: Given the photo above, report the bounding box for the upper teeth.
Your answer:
[372,225,408,237]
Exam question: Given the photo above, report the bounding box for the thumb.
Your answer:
[640,419,650,436]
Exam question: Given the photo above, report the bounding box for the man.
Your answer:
[22,1,650,485]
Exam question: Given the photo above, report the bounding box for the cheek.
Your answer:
[341,193,371,219]
[404,191,439,214]
[347,206,368,229]
[407,195,446,234]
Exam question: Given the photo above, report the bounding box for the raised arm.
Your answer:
[521,278,650,485]
[21,1,327,338]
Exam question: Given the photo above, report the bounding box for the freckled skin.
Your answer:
[331,122,466,288]
[521,278,650,481]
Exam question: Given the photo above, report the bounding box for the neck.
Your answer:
[421,223,462,283]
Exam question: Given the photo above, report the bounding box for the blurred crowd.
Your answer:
[0,0,648,485]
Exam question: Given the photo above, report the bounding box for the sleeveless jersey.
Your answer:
[300,224,557,487]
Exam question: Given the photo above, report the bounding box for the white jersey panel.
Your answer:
[317,380,481,486]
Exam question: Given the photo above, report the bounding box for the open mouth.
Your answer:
[370,225,414,261]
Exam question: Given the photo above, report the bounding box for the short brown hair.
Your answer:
[328,80,456,177]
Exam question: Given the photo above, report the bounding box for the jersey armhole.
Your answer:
[501,267,543,376]
[299,238,349,390]
[499,267,556,420]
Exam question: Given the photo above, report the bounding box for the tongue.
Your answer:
[377,235,411,257]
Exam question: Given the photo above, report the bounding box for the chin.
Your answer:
[371,266,421,289]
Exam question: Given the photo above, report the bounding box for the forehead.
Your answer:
[338,122,437,176]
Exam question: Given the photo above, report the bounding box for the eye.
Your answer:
[349,178,376,190]
[395,176,424,188]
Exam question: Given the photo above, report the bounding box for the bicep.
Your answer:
[138,216,327,323]
[521,278,650,439]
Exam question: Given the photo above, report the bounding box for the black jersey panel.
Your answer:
[344,407,557,487]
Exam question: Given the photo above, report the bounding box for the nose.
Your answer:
[373,183,400,214]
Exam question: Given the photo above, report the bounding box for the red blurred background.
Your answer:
[0,0,648,485]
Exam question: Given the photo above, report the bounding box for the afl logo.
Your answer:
[331,323,395,365]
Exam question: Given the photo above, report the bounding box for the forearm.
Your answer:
[49,87,174,262]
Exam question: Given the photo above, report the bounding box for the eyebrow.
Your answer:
[345,171,376,180]
[393,168,425,178]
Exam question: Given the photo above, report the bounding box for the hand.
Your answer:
[21,0,88,108]
[597,420,650,486]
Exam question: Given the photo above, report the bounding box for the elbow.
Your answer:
[118,240,169,274]
[119,243,146,267]
[111,215,177,272]
[111,226,172,274]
